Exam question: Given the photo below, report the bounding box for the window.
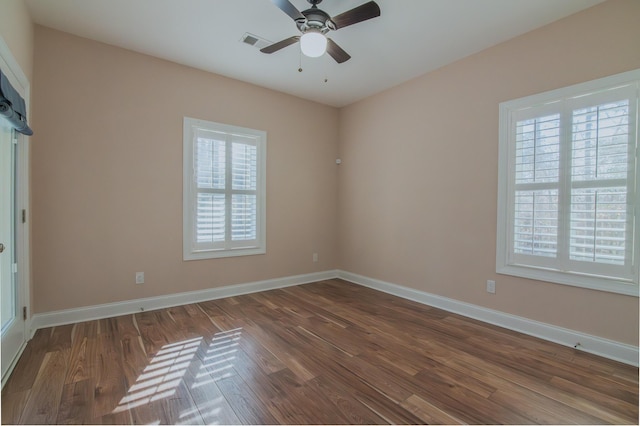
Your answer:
[183,117,266,260]
[497,70,639,296]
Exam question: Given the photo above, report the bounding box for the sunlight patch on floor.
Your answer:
[111,328,244,423]
[113,337,202,412]
[195,328,241,383]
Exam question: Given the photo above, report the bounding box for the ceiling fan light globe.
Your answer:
[300,32,327,57]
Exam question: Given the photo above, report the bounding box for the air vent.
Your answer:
[240,33,272,50]
[244,34,259,45]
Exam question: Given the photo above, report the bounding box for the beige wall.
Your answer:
[338,0,640,346]
[31,26,339,313]
[0,0,34,82]
[28,1,639,346]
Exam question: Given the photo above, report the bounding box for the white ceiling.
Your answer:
[25,0,604,107]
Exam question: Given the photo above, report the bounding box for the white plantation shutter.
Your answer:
[513,113,560,260]
[497,70,639,295]
[184,118,266,260]
[569,95,633,269]
[196,136,226,244]
[231,142,258,241]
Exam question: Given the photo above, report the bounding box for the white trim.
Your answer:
[496,69,640,296]
[30,270,339,333]
[0,35,31,387]
[182,117,267,261]
[504,69,640,110]
[337,270,639,367]
[0,37,29,92]
[497,264,639,296]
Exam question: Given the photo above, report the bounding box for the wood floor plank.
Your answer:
[234,366,312,424]
[412,364,532,424]
[128,399,169,425]
[2,279,637,425]
[196,300,240,332]
[135,310,171,356]
[308,375,388,425]
[489,385,605,424]
[442,349,618,424]
[64,333,98,385]
[181,303,224,338]
[154,379,204,425]
[268,368,351,424]
[549,375,639,423]
[48,324,74,353]
[92,319,127,419]
[1,328,51,394]
[275,325,425,424]
[18,350,67,424]
[215,374,279,424]
[296,315,380,356]
[282,285,358,328]
[348,385,425,425]
[56,378,95,424]
[400,394,463,425]
[115,315,147,390]
[95,409,132,425]
[0,389,30,425]
[181,346,242,425]
[238,320,318,382]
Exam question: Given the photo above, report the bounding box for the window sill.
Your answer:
[184,246,266,261]
[496,264,639,297]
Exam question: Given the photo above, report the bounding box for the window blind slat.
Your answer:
[569,187,628,265]
[196,193,225,243]
[571,99,631,182]
[231,194,257,241]
[515,114,561,184]
[513,189,558,257]
[195,138,225,189]
[232,142,257,191]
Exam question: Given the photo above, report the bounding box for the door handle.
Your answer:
[0,243,4,253]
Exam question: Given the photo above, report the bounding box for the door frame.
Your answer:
[0,35,31,387]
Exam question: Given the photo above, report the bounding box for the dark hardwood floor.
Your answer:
[2,279,638,424]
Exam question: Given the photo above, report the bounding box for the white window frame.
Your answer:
[183,117,266,260]
[497,69,640,296]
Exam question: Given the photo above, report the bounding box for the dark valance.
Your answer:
[0,69,32,136]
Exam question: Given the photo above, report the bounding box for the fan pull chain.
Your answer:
[323,56,328,83]
[298,50,303,72]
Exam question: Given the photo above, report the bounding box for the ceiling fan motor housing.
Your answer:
[297,6,336,34]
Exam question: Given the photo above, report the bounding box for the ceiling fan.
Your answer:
[261,0,381,64]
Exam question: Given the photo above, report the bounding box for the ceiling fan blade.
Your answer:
[331,1,380,29]
[326,38,351,63]
[260,36,301,54]
[270,0,305,21]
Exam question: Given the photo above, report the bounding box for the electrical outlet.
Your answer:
[136,272,145,284]
[313,253,318,262]
[486,280,496,294]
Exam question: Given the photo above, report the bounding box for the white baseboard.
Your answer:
[30,270,339,335]
[29,268,638,366]
[337,270,639,367]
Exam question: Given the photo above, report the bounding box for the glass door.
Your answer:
[1,121,23,381]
